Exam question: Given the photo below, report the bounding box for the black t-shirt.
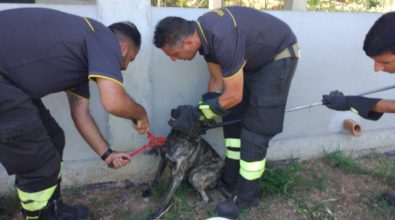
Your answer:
[196,6,297,78]
[0,7,123,99]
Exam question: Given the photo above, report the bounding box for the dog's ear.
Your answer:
[170,108,180,119]
[171,105,194,119]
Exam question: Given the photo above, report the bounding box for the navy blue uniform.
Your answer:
[0,7,123,100]
[196,7,299,204]
[196,6,296,78]
[0,8,123,217]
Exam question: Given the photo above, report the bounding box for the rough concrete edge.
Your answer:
[2,127,395,194]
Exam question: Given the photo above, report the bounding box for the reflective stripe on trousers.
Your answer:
[240,159,266,180]
[17,184,58,215]
[225,138,240,160]
[17,162,62,219]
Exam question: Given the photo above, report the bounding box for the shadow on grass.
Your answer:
[360,189,395,219]
[0,192,19,220]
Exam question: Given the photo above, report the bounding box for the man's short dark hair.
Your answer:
[153,16,195,48]
[109,21,141,48]
[363,12,395,57]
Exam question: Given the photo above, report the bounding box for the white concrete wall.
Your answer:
[1,3,394,193]
[150,8,395,161]
[0,2,158,193]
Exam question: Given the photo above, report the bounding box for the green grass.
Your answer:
[372,155,395,186]
[324,150,367,174]
[261,159,328,198]
[3,150,395,220]
[292,196,338,220]
[260,159,303,197]
[324,150,395,186]
[360,189,395,220]
[162,181,199,220]
[117,211,152,220]
[259,159,333,220]
[0,192,19,220]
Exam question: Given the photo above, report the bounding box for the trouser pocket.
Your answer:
[0,119,61,191]
[244,96,286,135]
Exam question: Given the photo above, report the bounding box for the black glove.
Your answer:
[198,92,230,123]
[201,92,221,102]
[190,92,225,128]
[168,105,204,137]
[322,90,383,120]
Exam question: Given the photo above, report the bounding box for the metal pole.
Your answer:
[209,84,395,128]
[286,84,395,112]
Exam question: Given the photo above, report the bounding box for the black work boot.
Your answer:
[216,195,259,219]
[383,192,395,205]
[52,199,89,220]
[23,199,89,220]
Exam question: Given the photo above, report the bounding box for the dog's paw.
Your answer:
[148,213,161,220]
[142,189,152,203]
[198,190,212,203]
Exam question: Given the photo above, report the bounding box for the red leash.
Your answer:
[128,132,166,158]
[108,132,166,168]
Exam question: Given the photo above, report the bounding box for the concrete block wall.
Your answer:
[150,8,395,161]
[0,2,394,193]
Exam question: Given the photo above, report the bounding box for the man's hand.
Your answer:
[132,116,150,134]
[322,90,349,111]
[104,151,132,169]
[322,90,383,120]
[198,92,229,124]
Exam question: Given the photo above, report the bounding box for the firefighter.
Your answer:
[0,8,149,219]
[322,11,395,206]
[153,6,299,218]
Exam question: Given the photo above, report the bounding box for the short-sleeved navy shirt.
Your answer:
[0,8,123,99]
[196,6,297,78]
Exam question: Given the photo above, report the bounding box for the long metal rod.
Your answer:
[207,119,243,129]
[208,84,395,128]
[285,84,395,112]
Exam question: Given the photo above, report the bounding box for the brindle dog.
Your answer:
[144,105,224,220]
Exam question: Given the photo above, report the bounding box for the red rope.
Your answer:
[128,132,166,158]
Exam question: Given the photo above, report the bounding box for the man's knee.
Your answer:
[244,97,286,135]
[0,119,61,191]
[240,128,273,160]
[49,127,65,155]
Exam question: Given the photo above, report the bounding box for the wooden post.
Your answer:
[283,0,307,10]
[209,0,222,9]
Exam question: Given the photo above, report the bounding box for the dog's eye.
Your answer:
[170,109,180,118]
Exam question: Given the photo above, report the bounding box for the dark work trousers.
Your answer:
[222,57,298,201]
[0,77,64,193]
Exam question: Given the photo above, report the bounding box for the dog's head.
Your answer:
[145,105,203,157]
[168,105,206,139]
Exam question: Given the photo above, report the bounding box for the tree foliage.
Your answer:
[308,0,393,12]
[151,0,394,12]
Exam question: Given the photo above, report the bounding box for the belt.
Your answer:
[274,43,300,61]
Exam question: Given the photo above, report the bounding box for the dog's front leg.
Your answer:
[149,165,186,220]
[143,154,167,201]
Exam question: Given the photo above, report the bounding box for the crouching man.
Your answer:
[0,8,149,219]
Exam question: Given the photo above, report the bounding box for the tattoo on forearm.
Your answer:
[68,94,83,107]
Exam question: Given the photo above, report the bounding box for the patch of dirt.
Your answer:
[6,156,395,220]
